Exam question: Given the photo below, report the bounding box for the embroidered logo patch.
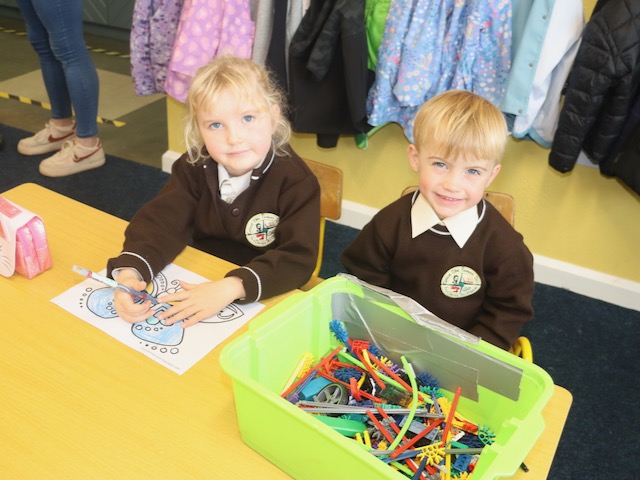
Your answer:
[440,266,481,298]
[245,213,279,247]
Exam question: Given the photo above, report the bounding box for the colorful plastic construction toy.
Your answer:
[282,320,497,479]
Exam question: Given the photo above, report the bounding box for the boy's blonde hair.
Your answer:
[184,55,291,164]
[413,90,508,164]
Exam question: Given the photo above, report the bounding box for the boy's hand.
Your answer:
[156,276,246,328]
[112,269,154,323]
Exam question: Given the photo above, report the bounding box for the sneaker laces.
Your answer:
[32,123,55,142]
[45,140,77,164]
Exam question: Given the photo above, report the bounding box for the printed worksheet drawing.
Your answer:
[51,263,264,374]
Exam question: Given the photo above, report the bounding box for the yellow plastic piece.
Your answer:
[280,352,314,394]
[363,429,371,448]
[417,444,445,466]
[510,336,533,362]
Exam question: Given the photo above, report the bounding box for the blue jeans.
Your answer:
[17,0,99,139]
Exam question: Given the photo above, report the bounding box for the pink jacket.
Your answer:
[164,0,255,102]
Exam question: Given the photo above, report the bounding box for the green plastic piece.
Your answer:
[313,416,367,438]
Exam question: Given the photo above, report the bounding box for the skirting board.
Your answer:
[162,150,640,312]
[162,149,182,173]
[531,255,640,312]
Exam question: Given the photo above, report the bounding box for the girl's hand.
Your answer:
[156,277,245,328]
[112,274,154,323]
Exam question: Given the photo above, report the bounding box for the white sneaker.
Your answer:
[18,122,76,155]
[39,139,105,177]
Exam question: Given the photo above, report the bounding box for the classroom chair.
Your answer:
[401,186,533,362]
[300,158,344,291]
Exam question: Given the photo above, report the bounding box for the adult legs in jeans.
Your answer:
[17,0,105,175]
[17,0,99,140]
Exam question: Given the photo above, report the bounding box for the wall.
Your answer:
[164,0,640,309]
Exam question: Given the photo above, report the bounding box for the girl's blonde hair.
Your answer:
[413,90,508,164]
[184,55,291,164]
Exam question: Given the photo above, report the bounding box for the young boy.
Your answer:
[341,90,534,350]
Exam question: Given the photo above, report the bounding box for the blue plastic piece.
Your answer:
[334,367,363,383]
[329,319,352,352]
[453,454,472,471]
[298,376,332,401]
[416,371,439,389]
[458,434,483,449]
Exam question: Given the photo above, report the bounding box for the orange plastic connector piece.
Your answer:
[350,339,370,352]
[349,376,362,401]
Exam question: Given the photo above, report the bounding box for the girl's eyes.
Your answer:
[208,115,256,129]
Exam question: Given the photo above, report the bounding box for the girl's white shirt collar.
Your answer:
[217,152,271,203]
[217,164,252,203]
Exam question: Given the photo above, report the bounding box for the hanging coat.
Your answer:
[288,0,372,148]
[548,0,640,173]
[130,0,183,96]
[164,0,255,102]
[366,0,512,142]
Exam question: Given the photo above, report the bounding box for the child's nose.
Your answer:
[226,126,241,144]
[443,171,463,190]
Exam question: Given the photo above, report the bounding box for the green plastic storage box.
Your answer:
[220,277,554,479]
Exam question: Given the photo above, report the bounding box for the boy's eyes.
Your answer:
[430,161,482,175]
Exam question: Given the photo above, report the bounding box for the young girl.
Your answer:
[107,56,321,327]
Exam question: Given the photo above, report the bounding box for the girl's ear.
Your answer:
[270,104,281,133]
[408,144,420,173]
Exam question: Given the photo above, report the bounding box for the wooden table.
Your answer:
[0,183,572,479]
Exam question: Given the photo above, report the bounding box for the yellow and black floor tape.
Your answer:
[1,24,128,127]
[0,26,26,37]
[86,47,130,59]
[0,26,130,59]
[0,91,126,127]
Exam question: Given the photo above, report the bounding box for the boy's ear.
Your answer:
[408,144,420,172]
[486,163,502,186]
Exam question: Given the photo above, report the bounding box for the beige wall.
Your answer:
[165,0,640,285]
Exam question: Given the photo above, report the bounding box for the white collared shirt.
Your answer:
[218,164,258,204]
[410,192,482,248]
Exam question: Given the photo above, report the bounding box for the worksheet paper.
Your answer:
[51,263,264,374]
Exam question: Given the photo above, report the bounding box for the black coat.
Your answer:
[287,0,372,148]
[613,122,640,195]
[548,0,640,175]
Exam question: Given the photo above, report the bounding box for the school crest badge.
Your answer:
[440,266,481,298]
[245,213,279,247]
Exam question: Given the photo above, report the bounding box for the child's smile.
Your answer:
[409,145,501,220]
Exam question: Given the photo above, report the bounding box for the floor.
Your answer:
[0,10,168,169]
